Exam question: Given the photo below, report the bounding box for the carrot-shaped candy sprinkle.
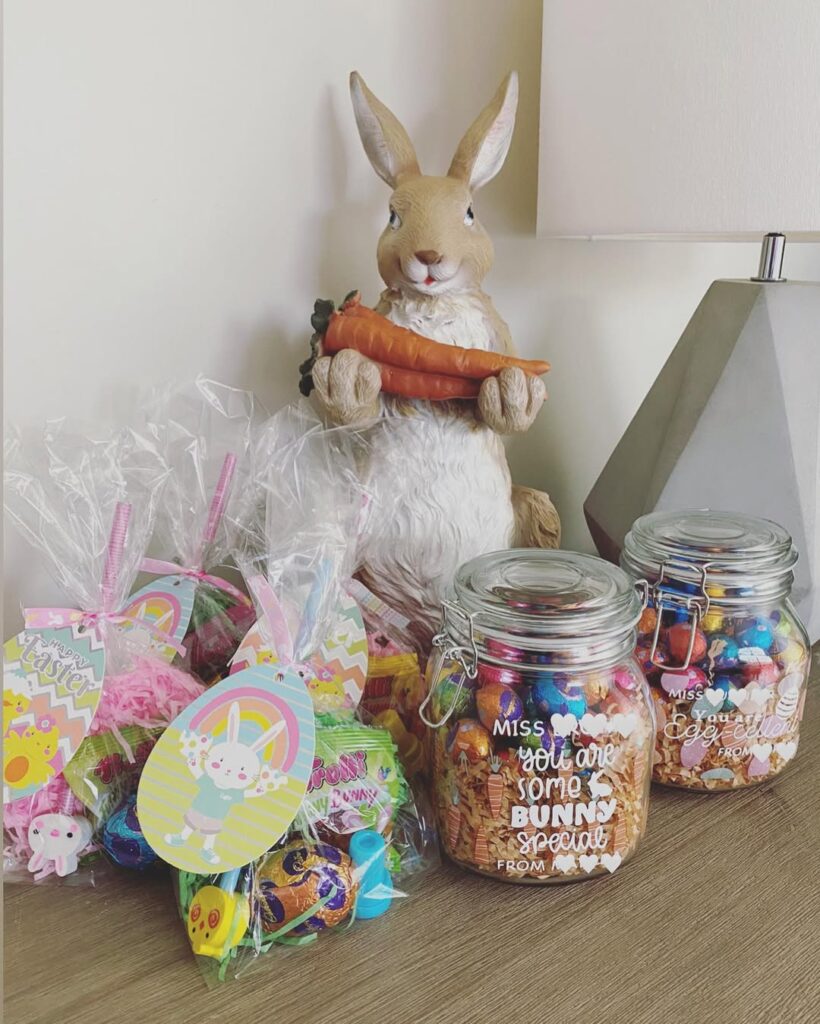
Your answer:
[487,755,504,817]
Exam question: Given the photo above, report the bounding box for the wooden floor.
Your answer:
[6,648,820,1024]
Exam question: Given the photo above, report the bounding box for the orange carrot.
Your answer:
[377,363,481,401]
[325,292,550,380]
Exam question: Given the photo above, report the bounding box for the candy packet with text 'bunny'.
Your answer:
[147,403,435,983]
[3,421,204,884]
[125,378,258,686]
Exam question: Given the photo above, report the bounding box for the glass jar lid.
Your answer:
[621,509,797,603]
[439,549,643,670]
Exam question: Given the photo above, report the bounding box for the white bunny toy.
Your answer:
[310,71,560,644]
[165,700,286,866]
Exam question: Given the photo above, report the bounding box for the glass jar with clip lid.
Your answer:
[422,549,654,884]
[621,509,811,791]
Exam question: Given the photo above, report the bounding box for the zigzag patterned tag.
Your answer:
[3,625,106,803]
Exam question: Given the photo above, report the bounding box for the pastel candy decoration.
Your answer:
[476,682,523,731]
[27,812,93,879]
[701,767,735,783]
[760,715,788,740]
[747,751,772,779]
[680,738,709,769]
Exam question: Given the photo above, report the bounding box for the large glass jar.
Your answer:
[423,550,654,884]
[621,510,811,791]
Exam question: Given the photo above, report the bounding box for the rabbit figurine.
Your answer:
[165,700,286,866]
[311,71,560,643]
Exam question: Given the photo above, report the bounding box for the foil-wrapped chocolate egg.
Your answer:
[668,623,707,665]
[530,677,586,719]
[447,718,492,762]
[102,794,157,871]
[735,617,775,654]
[256,840,357,935]
[476,682,524,731]
[637,607,658,637]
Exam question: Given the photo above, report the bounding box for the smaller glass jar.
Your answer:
[621,510,811,791]
[423,550,654,884]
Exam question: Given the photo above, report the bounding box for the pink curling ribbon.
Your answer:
[139,453,251,606]
[24,501,186,655]
[245,574,315,679]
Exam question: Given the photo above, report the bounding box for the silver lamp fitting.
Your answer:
[752,232,786,282]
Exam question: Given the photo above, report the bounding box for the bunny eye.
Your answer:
[464,205,475,226]
[388,208,401,230]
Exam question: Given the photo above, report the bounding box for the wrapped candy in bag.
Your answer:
[139,403,436,983]
[135,378,258,685]
[3,422,204,883]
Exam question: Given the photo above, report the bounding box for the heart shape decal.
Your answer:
[550,712,577,738]
[610,712,637,737]
[749,742,773,762]
[600,852,622,873]
[774,740,798,761]
[552,854,576,874]
[704,688,725,707]
[579,854,599,874]
[579,713,608,738]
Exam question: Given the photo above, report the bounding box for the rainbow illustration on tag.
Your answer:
[3,625,106,804]
[230,591,368,715]
[138,665,315,873]
[119,575,196,662]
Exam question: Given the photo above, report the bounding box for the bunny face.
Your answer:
[204,740,260,791]
[28,813,89,859]
[351,70,517,301]
[377,175,493,297]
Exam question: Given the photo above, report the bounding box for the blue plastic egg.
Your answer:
[102,794,158,870]
[530,677,587,719]
[735,617,774,653]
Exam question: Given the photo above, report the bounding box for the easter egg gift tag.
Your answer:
[119,574,196,663]
[231,581,368,716]
[138,664,315,873]
[3,624,106,804]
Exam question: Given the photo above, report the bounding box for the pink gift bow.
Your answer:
[139,558,251,606]
[23,606,187,656]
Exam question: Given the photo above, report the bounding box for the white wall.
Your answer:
[5,0,820,629]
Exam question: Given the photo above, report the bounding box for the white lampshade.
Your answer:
[538,0,820,239]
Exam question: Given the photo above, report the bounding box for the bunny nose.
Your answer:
[415,250,442,266]
[49,829,60,837]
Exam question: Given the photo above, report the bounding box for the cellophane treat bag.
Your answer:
[170,402,437,983]
[136,378,257,685]
[349,579,427,778]
[3,421,204,884]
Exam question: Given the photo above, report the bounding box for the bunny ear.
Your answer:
[448,71,518,190]
[227,701,241,743]
[249,719,285,755]
[350,71,420,188]
[248,574,294,661]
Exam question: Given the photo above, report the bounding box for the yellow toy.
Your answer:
[187,870,250,960]
[373,709,425,777]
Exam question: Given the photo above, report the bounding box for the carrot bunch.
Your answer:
[300,291,550,402]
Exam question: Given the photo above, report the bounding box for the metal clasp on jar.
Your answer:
[419,600,478,730]
[647,559,710,670]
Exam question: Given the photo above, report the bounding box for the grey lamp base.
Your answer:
[584,278,820,641]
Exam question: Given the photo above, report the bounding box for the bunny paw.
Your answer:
[312,349,381,425]
[478,367,546,434]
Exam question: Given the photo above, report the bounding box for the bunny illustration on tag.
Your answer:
[164,700,286,866]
